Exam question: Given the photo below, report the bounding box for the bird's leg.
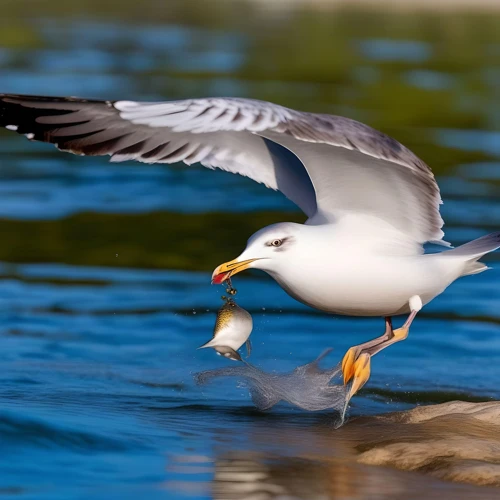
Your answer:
[342,295,423,398]
[363,309,418,358]
[342,317,393,384]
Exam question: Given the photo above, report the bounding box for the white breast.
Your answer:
[269,250,460,317]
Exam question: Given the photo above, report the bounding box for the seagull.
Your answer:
[1,93,499,398]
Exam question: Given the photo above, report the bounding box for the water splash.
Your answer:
[195,349,350,427]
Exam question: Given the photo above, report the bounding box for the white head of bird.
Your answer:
[211,222,337,307]
[211,222,319,283]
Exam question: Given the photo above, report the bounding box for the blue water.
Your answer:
[0,6,500,499]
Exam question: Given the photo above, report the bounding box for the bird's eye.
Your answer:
[270,239,282,247]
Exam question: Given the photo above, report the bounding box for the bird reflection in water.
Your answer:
[166,402,500,499]
[207,450,497,500]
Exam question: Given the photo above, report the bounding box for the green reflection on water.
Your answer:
[0,211,303,270]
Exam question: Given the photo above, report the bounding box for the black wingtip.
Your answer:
[0,93,121,157]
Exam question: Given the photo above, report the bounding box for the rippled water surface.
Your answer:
[1,2,500,498]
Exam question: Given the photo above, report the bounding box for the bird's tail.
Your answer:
[443,231,500,276]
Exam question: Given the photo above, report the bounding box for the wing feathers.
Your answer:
[0,93,443,245]
[116,97,443,245]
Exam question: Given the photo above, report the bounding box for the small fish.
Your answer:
[199,301,253,361]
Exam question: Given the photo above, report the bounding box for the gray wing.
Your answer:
[0,94,445,245]
[0,94,317,217]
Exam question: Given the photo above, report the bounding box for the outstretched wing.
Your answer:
[0,94,445,245]
[0,94,317,217]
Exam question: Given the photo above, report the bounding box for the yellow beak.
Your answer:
[211,258,259,284]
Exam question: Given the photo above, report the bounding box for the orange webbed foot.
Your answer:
[348,352,371,399]
[341,346,360,385]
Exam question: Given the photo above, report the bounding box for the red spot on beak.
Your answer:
[211,271,230,285]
